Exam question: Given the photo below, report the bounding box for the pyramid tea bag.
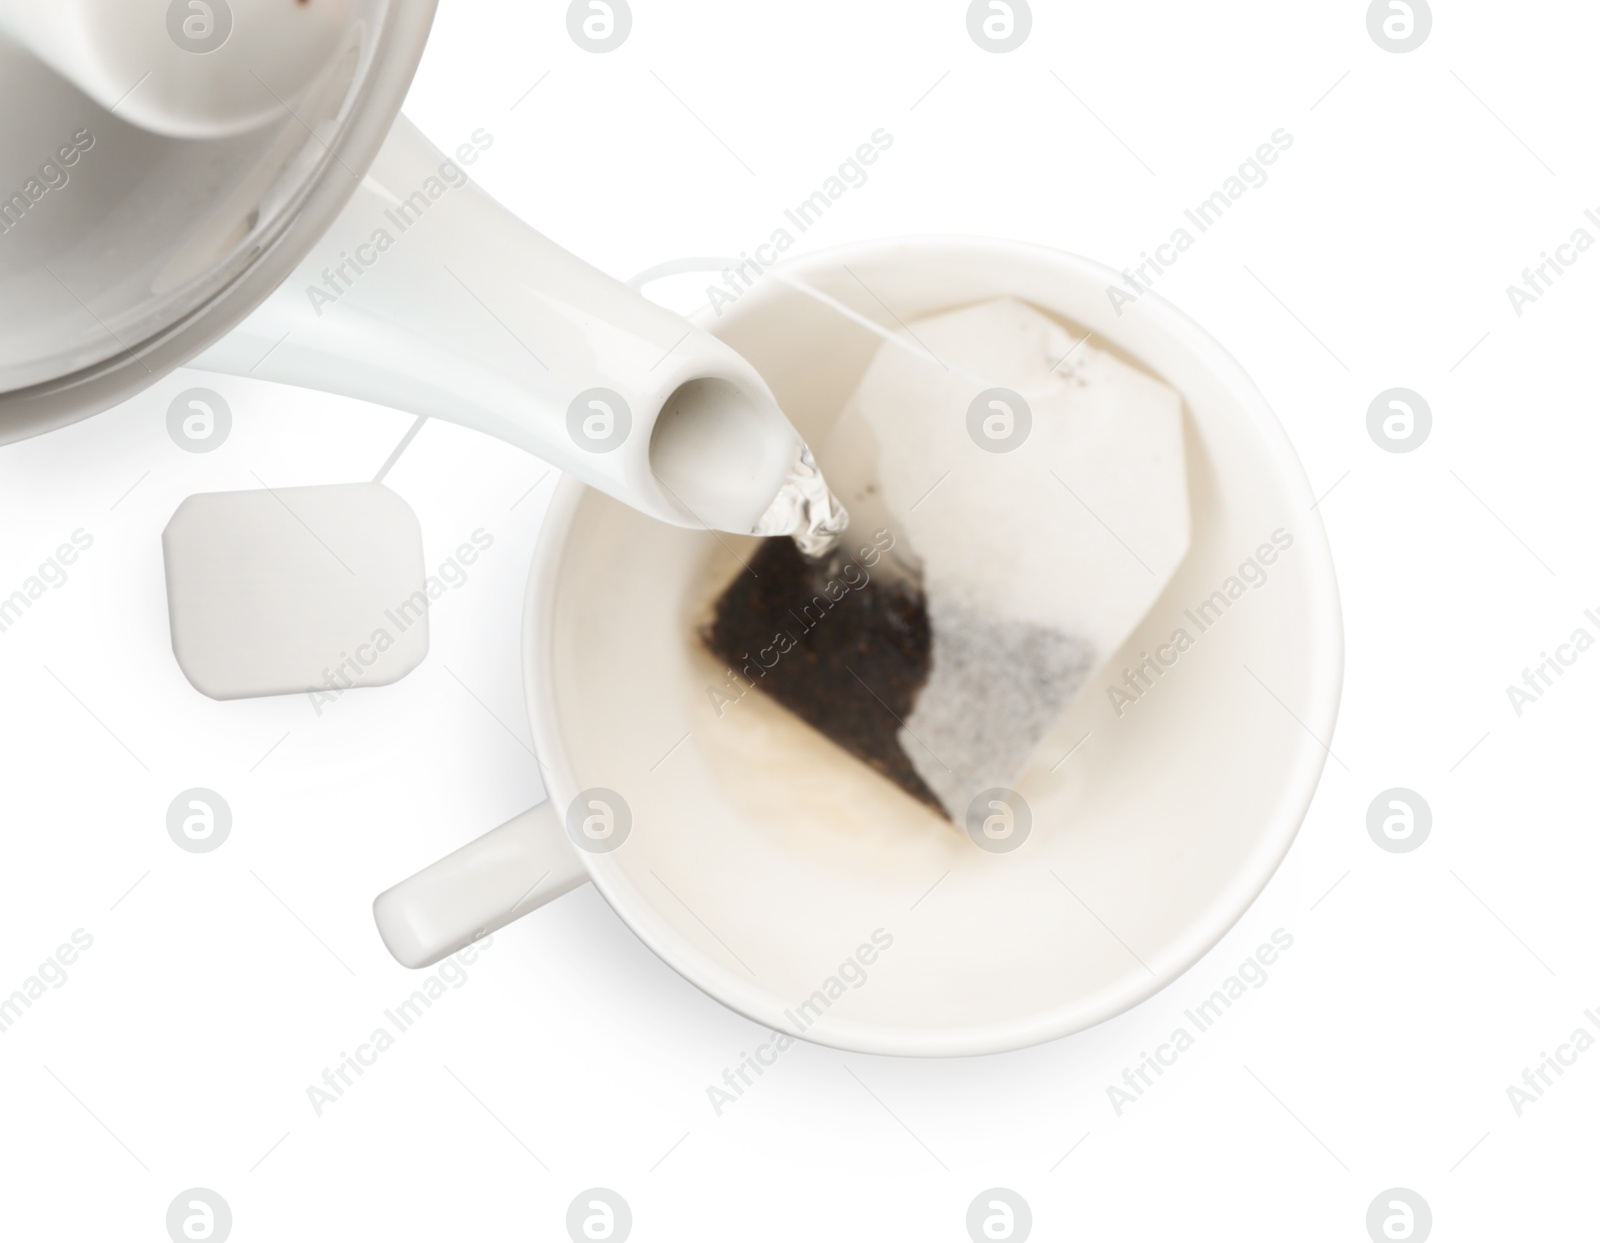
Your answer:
[704,298,1189,821]
[702,533,944,811]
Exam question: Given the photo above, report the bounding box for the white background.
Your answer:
[3,0,1599,1238]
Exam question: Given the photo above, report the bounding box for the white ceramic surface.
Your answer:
[0,0,358,139]
[2,6,805,542]
[193,116,804,535]
[379,236,1344,1057]
[0,1,436,435]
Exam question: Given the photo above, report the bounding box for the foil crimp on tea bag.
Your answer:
[704,297,1191,822]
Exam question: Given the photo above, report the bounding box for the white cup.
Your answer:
[374,236,1343,1057]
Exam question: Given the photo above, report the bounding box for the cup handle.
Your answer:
[373,803,587,969]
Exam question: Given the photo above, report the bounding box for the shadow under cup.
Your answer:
[527,237,1343,1057]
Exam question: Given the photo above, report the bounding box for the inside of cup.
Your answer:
[536,239,1339,1055]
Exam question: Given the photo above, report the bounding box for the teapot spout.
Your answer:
[193,114,806,536]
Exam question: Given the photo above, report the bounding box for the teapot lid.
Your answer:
[0,0,437,445]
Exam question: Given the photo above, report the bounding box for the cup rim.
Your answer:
[524,234,1345,1057]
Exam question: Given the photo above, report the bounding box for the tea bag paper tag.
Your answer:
[163,482,429,700]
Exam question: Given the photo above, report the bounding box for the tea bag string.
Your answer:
[621,257,1087,402]
[765,269,1085,405]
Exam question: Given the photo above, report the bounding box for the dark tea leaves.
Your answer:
[701,536,946,815]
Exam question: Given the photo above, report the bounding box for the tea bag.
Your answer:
[705,297,1189,821]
